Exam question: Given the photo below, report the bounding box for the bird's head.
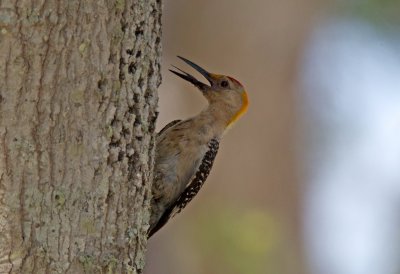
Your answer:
[170,56,249,127]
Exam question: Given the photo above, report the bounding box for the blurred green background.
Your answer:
[145,1,400,274]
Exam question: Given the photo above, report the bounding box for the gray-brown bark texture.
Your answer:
[0,0,161,273]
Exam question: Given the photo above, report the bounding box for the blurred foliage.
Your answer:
[190,206,287,274]
[337,0,400,26]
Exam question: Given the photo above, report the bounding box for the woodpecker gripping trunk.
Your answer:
[148,57,248,238]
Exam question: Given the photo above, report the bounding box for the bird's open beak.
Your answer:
[169,56,213,91]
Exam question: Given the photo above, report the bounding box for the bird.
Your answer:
[148,56,248,238]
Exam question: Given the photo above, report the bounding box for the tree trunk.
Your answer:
[0,0,161,273]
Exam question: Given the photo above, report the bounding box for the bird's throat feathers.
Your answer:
[226,91,249,129]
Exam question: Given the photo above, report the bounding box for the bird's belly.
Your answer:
[153,145,207,207]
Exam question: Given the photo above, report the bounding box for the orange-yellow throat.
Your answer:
[227,91,249,128]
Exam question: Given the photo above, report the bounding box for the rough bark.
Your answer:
[0,0,161,273]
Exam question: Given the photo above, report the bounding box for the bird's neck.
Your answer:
[197,102,238,136]
[202,92,248,132]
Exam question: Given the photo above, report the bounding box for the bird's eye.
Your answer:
[221,80,229,88]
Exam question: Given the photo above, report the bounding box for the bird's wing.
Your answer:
[148,138,220,238]
[157,120,182,136]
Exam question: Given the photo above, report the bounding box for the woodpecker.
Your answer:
[148,56,248,238]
